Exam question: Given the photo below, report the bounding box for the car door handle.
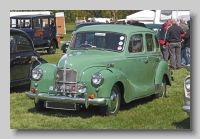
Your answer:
[144,57,149,63]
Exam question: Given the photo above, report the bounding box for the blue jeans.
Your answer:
[181,47,190,66]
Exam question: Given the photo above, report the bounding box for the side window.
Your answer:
[145,34,154,52]
[50,18,55,27]
[10,35,17,53]
[33,18,41,28]
[15,35,33,51]
[43,18,49,27]
[128,34,143,53]
[74,34,83,47]
[154,36,160,51]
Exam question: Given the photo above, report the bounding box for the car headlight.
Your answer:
[92,72,104,86]
[185,78,190,92]
[32,68,43,80]
[77,83,87,93]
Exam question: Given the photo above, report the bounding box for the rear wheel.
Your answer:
[47,40,56,54]
[100,84,121,116]
[156,76,167,98]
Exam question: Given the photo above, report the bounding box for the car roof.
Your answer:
[10,14,54,19]
[77,24,154,34]
[78,22,105,25]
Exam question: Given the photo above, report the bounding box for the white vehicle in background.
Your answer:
[117,19,127,24]
[154,10,190,24]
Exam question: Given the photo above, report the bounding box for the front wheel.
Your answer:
[34,100,47,112]
[100,84,121,116]
[47,40,56,54]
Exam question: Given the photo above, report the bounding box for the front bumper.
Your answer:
[26,90,107,109]
[182,105,190,115]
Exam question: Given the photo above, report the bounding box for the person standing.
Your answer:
[159,19,171,62]
[179,16,189,67]
[165,18,185,70]
[183,20,190,64]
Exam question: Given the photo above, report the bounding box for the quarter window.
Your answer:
[128,34,143,53]
[145,34,154,51]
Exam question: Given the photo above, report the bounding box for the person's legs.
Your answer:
[181,48,186,66]
[175,42,182,69]
[168,43,176,69]
[186,47,190,64]
[182,47,189,65]
[162,45,169,62]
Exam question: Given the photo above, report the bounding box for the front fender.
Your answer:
[80,67,130,102]
[30,63,57,93]
[155,60,172,85]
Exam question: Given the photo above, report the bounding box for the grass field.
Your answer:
[10,23,190,129]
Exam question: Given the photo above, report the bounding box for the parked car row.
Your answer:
[10,28,48,87]
[24,24,174,116]
[10,14,59,54]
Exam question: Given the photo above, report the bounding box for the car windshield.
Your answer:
[70,32,126,52]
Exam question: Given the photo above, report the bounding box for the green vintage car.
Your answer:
[26,24,173,116]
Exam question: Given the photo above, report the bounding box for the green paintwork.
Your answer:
[28,24,172,108]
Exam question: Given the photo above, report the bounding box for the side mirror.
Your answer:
[31,56,41,65]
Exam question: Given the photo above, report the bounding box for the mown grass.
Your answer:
[10,23,190,129]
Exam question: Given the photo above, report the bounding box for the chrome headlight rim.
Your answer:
[77,82,87,93]
[32,68,43,81]
[92,72,104,87]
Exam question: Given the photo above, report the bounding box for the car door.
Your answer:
[10,35,23,85]
[42,17,51,41]
[124,33,152,99]
[15,34,36,81]
[144,33,159,93]
[33,17,44,45]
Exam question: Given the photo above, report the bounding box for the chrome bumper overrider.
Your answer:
[182,105,190,113]
[26,91,107,108]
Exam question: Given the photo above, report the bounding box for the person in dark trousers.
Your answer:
[165,18,185,70]
[159,19,171,62]
[179,16,189,67]
[183,20,190,64]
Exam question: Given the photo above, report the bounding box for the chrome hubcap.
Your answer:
[110,89,118,113]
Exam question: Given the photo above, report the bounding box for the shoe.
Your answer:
[170,67,176,70]
[176,67,181,70]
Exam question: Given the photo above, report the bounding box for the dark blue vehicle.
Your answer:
[10,14,58,54]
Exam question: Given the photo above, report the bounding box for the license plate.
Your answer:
[45,101,78,111]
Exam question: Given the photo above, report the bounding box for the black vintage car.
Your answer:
[10,14,59,54]
[10,28,48,87]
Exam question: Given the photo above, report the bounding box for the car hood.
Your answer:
[57,49,123,78]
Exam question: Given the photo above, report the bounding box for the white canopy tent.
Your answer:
[126,10,171,24]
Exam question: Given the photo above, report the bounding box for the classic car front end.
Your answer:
[182,64,190,116]
[26,24,173,116]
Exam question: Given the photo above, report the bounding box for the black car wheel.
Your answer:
[47,40,56,54]
[34,100,47,112]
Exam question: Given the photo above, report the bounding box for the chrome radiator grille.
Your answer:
[56,68,77,83]
[55,68,78,96]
